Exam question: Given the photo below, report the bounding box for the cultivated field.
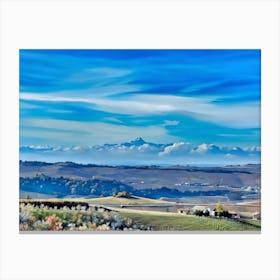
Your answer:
[84,196,172,205]
[119,210,260,231]
[19,198,261,232]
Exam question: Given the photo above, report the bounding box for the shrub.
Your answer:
[33,220,51,231]
[215,202,229,217]
[46,215,62,230]
[19,201,149,231]
[194,210,204,216]
[96,224,110,231]
[203,210,210,217]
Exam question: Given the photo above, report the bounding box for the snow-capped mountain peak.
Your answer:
[130,137,146,146]
[121,137,147,147]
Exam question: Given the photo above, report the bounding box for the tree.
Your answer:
[194,210,204,216]
[215,201,229,217]
[116,191,131,198]
[215,202,224,216]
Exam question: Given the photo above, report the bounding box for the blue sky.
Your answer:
[20,49,261,148]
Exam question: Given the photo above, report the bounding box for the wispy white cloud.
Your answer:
[163,120,180,126]
[102,117,124,124]
[21,92,260,129]
[20,101,41,110]
[20,93,175,115]
[66,67,132,82]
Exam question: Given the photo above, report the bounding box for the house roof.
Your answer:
[192,205,206,211]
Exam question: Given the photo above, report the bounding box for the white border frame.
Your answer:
[1,0,280,279]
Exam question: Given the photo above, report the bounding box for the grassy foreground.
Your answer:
[19,198,261,231]
[119,210,261,231]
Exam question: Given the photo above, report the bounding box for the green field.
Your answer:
[238,219,261,228]
[119,210,261,231]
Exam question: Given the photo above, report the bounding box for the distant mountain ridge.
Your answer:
[20,138,261,165]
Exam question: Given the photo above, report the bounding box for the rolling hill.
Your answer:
[20,161,260,200]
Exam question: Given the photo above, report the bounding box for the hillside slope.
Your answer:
[20,161,261,190]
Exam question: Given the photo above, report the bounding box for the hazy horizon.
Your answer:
[19,136,260,166]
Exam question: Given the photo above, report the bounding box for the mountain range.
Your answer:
[20,137,261,166]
